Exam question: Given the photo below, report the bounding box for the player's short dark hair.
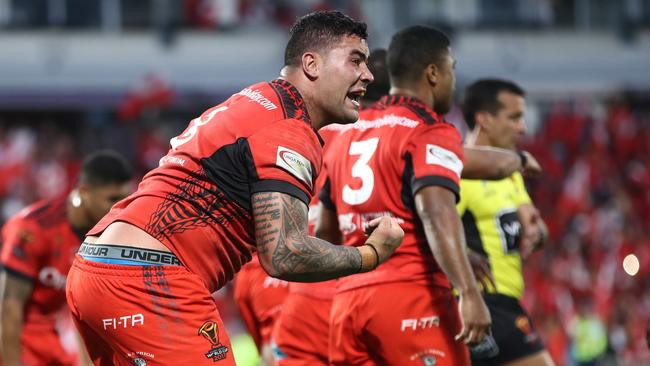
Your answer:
[284,11,368,67]
[78,150,133,187]
[387,25,450,86]
[363,49,389,103]
[461,79,526,129]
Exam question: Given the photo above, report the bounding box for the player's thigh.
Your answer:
[362,282,470,366]
[67,262,236,365]
[329,290,377,366]
[273,293,331,366]
[234,263,289,350]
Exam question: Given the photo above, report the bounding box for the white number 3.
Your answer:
[170,106,228,151]
[342,138,379,205]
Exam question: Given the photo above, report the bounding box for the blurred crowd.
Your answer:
[0,93,648,365]
[2,0,358,31]
[520,95,650,365]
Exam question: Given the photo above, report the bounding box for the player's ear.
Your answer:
[425,63,439,86]
[301,52,320,80]
[474,111,493,131]
[76,184,91,206]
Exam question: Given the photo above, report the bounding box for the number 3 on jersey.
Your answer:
[342,138,379,205]
[170,106,228,151]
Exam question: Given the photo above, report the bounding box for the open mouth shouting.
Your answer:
[347,89,366,108]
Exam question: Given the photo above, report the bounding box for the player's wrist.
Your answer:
[357,244,379,272]
[456,283,482,297]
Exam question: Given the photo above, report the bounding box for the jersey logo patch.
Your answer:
[425,144,462,178]
[276,146,313,189]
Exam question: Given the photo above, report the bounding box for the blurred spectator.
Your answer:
[518,94,650,366]
[569,300,608,365]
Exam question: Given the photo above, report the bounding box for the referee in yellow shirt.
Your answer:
[458,79,554,366]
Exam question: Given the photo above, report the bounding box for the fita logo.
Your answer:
[198,320,229,362]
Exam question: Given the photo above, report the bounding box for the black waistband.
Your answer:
[78,243,182,266]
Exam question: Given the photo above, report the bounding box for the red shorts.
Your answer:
[233,260,289,350]
[329,281,470,366]
[65,257,235,366]
[272,292,332,366]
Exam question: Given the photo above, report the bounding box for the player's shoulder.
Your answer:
[227,79,311,126]
[385,96,462,137]
[7,198,67,230]
[318,123,345,143]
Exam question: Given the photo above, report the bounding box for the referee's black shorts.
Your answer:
[471,293,546,366]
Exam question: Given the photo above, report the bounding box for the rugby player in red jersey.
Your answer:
[319,25,491,366]
[271,47,543,366]
[0,151,133,366]
[66,10,403,366]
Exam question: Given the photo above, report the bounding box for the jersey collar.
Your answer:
[378,95,441,125]
[269,79,312,125]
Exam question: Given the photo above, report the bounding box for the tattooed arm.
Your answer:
[252,192,402,282]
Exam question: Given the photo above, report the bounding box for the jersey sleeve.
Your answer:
[246,119,322,206]
[511,172,532,206]
[0,217,45,280]
[405,122,464,201]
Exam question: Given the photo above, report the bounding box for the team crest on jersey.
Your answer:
[198,320,229,362]
[276,146,313,188]
[409,349,445,365]
[131,358,147,366]
[421,355,437,366]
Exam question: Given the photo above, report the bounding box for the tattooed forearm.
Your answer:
[252,192,361,282]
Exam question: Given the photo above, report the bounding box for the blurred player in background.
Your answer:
[459,79,553,366]
[0,150,132,366]
[233,252,289,365]
[66,11,403,366]
[272,47,543,366]
[321,25,491,366]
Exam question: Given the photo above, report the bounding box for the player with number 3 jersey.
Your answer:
[320,26,491,366]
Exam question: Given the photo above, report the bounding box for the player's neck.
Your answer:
[278,71,328,130]
[473,132,492,148]
[388,86,434,111]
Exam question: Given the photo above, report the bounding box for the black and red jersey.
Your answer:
[319,95,464,291]
[88,79,324,292]
[1,196,82,329]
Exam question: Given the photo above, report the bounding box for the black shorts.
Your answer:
[470,293,545,366]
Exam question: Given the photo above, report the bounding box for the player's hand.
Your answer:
[519,206,543,260]
[467,251,495,291]
[455,290,492,346]
[521,151,542,177]
[364,216,404,264]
